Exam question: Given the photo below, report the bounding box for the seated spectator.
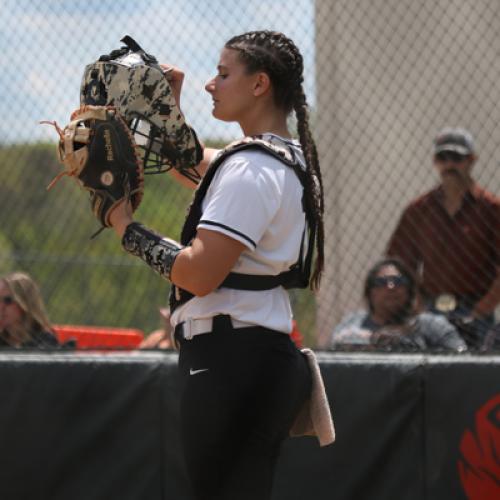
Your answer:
[139,307,174,350]
[331,259,467,352]
[0,272,59,348]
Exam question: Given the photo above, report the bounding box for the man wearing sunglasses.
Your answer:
[387,128,500,348]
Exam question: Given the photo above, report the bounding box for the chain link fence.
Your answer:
[1,0,499,348]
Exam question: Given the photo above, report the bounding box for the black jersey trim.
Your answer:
[199,220,256,248]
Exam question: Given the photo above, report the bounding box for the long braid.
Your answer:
[226,31,325,290]
[294,90,325,290]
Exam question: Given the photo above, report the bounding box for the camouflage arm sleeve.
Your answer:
[122,222,182,280]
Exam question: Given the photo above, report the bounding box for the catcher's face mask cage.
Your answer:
[128,116,201,184]
[80,37,202,183]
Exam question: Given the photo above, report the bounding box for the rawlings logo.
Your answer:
[103,129,114,161]
[458,395,500,499]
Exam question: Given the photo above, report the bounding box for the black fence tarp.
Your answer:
[0,352,498,500]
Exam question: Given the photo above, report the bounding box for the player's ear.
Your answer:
[253,72,271,97]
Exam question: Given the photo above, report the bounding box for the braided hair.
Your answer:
[225,31,325,290]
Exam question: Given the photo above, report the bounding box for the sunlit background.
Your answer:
[1,0,499,347]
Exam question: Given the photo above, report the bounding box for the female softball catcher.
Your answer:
[109,30,327,500]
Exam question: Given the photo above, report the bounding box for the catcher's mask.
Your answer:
[80,36,202,183]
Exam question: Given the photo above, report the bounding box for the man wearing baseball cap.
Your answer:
[386,127,500,348]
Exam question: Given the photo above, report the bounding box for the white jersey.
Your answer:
[170,134,307,334]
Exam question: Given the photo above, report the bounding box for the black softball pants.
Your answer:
[176,315,312,500]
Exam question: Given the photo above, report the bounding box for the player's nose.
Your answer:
[205,77,215,94]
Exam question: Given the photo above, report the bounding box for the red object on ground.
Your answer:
[53,324,144,350]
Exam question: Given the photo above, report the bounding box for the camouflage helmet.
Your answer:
[80,36,202,182]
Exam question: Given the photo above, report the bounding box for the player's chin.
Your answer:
[211,109,225,121]
[211,106,233,122]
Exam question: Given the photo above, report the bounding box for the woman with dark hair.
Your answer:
[108,30,332,500]
[0,272,59,348]
[331,258,467,351]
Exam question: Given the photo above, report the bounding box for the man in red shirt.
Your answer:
[387,128,500,347]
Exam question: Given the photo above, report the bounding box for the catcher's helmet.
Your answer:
[80,36,202,182]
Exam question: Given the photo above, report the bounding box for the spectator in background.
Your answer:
[330,258,467,352]
[386,128,500,348]
[0,272,59,348]
[139,307,174,350]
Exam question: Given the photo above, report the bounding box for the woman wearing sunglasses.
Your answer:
[0,272,59,348]
[330,258,467,352]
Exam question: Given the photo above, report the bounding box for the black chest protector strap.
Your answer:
[169,136,316,312]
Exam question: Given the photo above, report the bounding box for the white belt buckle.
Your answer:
[435,294,457,313]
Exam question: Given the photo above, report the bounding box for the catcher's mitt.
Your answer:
[43,105,144,229]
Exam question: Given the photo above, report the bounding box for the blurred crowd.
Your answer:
[331,128,499,353]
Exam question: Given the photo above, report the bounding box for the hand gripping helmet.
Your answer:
[80,36,203,182]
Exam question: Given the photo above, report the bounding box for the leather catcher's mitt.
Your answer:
[43,105,144,228]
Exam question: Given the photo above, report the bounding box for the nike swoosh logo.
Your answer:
[189,368,209,376]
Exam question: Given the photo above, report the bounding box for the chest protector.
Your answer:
[169,135,316,312]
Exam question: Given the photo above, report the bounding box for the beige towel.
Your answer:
[289,348,335,447]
